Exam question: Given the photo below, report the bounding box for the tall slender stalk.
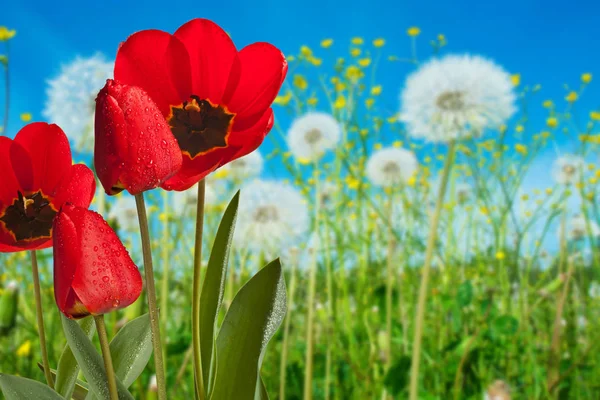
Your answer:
[279,250,298,400]
[160,190,170,366]
[385,191,395,369]
[408,142,456,400]
[304,164,321,400]
[30,250,54,388]
[135,194,167,400]
[94,315,118,400]
[192,180,207,400]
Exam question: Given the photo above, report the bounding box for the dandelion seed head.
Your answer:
[366,147,418,187]
[287,112,341,161]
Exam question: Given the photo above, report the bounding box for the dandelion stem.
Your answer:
[191,180,207,400]
[94,315,118,400]
[135,193,167,400]
[304,162,321,400]
[408,141,456,400]
[385,192,395,370]
[30,250,54,389]
[279,250,298,400]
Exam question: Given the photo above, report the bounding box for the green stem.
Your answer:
[160,191,170,366]
[279,251,298,400]
[192,180,206,400]
[385,192,395,369]
[304,163,321,400]
[408,142,456,400]
[94,315,118,400]
[30,250,54,388]
[135,194,167,400]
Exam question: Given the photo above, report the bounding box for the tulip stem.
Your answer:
[30,250,54,389]
[192,180,207,400]
[408,141,456,400]
[94,315,118,400]
[135,194,167,400]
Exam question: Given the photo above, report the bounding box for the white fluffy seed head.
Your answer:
[43,53,114,153]
[400,54,516,142]
[287,112,341,161]
[221,151,264,181]
[234,179,309,256]
[552,154,585,185]
[366,147,418,187]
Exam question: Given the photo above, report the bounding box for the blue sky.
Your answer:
[2,0,599,172]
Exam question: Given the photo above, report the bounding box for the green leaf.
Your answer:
[492,315,519,336]
[456,280,473,307]
[200,191,239,387]
[60,315,134,400]
[55,316,95,399]
[0,374,64,400]
[210,259,287,400]
[255,376,269,400]
[37,364,89,400]
[109,313,152,387]
[383,356,411,396]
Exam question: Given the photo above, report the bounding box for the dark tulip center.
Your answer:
[168,95,235,159]
[0,191,57,242]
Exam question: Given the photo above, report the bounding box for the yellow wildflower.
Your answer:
[307,97,318,106]
[365,98,374,109]
[0,27,16,41]
[373,38,385,47]
[300,45,312,57]
[374,143,382,150]
[543,100,554,108]
[511,74,521,87]
[370,85,382,96]
[274,90,292,106]
[214,169,229,179]
[345,65,364,81]
[320,38,333,48]
[515,124,524,133]
[590,111,600,121]
[407,27,421,37]
[350,48,361,57]
[546,117,558,128]
[393,141,402,148]
[334,95,346,109]
[297,157,311,165]
[20,113,32,122]
[308,56,322,66]
[565,91,578,102]
[515,144,527,155]
[358,58,371,67]
[437,34,446,45]
[351,37,364,45]
[495,251,506,260]
[16,341,31,357]
[293,74,308,90]
[346,176,360,189]
[360,129,368,137]
[582,73,592,84]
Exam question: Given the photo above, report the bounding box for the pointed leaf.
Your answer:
[200,191,239,386]
[255,376,269,400]
[55,316,95,399]
[110,313,152,387]
[210,259,287,400]
[0,374,64,400]
[37,364,89,400]
[60,315,134,400]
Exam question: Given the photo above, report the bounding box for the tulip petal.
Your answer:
[52,164,96,209]
[12,123,72,196]
[161,147,234,191]
[115,30,192,117]
[0,137,20,205]
[174,18,240,105]
[223,43,287,127]
[54,205,143,318]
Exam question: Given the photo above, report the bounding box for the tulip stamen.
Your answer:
[0,191,57,242]
[168,96,235,159]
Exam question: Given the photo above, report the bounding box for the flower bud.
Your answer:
[0,281,19,336]
[53,204,143,318]
[94,79,182,195]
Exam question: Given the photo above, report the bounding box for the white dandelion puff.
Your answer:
[221,151,264,181]
[234,179,309,256]
[400,54,516,142]
[563,214,600,242]
[287,112,341,161]
[366,147,418,187]
[43,53,114,153]
[552,154,585,185]
[171,182,219,216]
[108,195,138,232]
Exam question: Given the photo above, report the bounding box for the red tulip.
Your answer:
[0,123,96,253]
[53,204,143,318]
[114,18,287,191]
[94,79,183,195]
